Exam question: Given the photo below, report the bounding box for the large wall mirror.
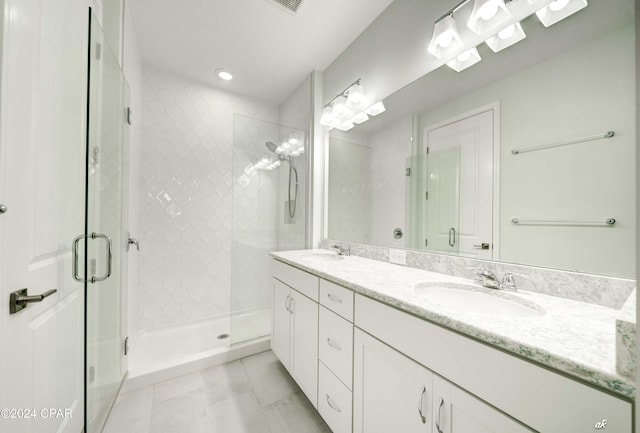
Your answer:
[326,0,635,278]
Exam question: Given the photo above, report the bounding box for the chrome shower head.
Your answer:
[265,141,289,163]
[265,141,278,154]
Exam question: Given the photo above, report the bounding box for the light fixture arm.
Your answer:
[323,78,362,109]
[434,0,514,23]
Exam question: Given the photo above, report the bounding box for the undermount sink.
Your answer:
[414,282,544,319]
[302,252,345,261]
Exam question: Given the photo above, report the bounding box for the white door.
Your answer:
[0,0,88,432]
[289,289,318,408]
[271,279,291,369]
[425,109,495,259]
[354,329,432,433]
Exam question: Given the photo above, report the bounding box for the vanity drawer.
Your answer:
[318,361,353,433]
[272,259,319,301]
[320,279,354,321]
[319,306,354,388]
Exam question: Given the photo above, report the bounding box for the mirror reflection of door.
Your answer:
[424,146,461,253]
[424,108,495,259]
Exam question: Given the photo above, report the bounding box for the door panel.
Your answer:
[425,110,494,259]
[85,11,128,433]
[271,279,291,368]
[354,329,432,433]
[290,290,318,407]
[0,0,87,432]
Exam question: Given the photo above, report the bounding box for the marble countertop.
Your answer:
[271,249,635,399]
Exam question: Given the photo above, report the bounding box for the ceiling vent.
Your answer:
[271,0,304,13]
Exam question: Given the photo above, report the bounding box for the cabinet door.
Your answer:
[354,329,432,433]
[290,289,319,407]
[271,279,291,369]
[433,376,532,433]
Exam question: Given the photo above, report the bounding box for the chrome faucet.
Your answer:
[331,244,351,256]
[472,268,528,291]
[477,269,500,290]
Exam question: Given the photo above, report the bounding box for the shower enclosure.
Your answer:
[84,11,129,433]
[231,115,307,345]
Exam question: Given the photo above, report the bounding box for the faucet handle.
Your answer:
[500,272,529,291]
[465,266,485,284]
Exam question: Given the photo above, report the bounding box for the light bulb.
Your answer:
[457,50,473,62]
[498,24,516,39]
[320,106,335,127]
[436,32,454,48]
[346,83,365,107]
[549,0,570,11]
[351,112,369,124]
[331,95,351,119]
[478,1,499,20]
[365,101,386,116]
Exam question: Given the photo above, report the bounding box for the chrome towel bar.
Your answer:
[511,218,616,226]
[511,131,615,155]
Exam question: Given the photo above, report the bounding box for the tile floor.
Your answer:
[102,350,331,433]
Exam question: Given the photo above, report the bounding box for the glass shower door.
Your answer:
[83,11,128,433]
[424,147,461,253]
[230,115,307,345]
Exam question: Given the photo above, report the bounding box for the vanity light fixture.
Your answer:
[215,68,233,80]
[485,22,526,52]
[319,79,386,130]
[335,120,355,132]
[467,0,511,35]
[365,101,386,116]
[351,111,369,124]
[428,0,587,72]
[331,94,351,120]
[427,14,463,59]
[446,47,482,72]
[346,82,365,107]
[534,0,587,27]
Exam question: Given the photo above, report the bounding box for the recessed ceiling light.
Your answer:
[216,69,233,81]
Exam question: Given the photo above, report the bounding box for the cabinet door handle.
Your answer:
[289,297,294,315]
[435,397,444,433]
[326,394,342,413]
[285,294,290,312]
[327,293,343,303]
[326,337,342,351]
[418,385,427,424]
[448,228,455,247]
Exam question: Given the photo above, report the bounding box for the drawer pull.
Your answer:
[435,397,444,433]
[326,394,342,413]
[327,293,343,303]
[326,337,342,351]
[418,385,427,424]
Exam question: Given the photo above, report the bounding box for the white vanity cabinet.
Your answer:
[271,257,632,433]
[353,329,433,433]
[271,261,319,407]
[353,329,532,433]
[317,279,355,433]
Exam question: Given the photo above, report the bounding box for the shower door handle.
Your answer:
[72,232,112,283]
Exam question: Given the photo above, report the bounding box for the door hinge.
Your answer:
[124,337,130,356]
